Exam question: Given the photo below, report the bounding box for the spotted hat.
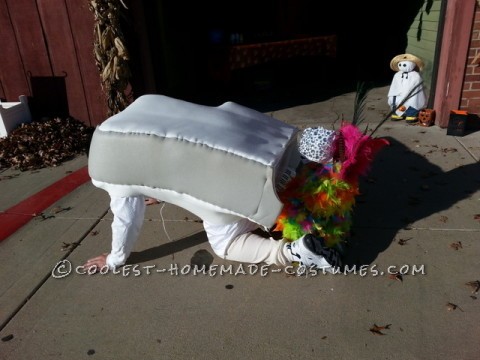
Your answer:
[390,53,424,72]
[298,126,337,163]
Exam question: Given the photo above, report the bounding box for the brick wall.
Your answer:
[461,2,480,114]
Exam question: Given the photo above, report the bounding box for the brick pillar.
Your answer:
[462,4,480,114]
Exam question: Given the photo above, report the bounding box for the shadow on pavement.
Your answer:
[127,232,208,265]
[123,136,479,269]
[345,136,480,266]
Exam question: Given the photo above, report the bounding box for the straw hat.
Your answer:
[390,53,424,72]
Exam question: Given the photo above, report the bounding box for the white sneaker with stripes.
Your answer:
[286,234,342,273]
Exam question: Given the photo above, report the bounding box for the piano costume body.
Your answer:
[88,95,301,228]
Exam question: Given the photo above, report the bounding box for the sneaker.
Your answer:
[405,116,418,124]
[286,234,342,272]
[391,114,404,121]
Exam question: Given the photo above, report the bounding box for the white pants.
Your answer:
[203,218,292,266]
[107,195,292,269]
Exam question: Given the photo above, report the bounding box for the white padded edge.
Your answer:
[97,95,297,167]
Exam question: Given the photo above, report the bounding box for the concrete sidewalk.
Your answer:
[0,86,479,360]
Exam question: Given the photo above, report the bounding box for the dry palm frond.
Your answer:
[349,81,425,137]
[352,81,373,128]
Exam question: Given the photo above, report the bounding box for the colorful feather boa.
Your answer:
[274,123,389,247]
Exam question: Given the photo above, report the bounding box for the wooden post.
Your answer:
[433,0,476,128]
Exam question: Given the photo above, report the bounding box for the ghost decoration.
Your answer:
[387,54,427,122]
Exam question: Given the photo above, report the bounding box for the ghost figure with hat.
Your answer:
[387,53,427,123]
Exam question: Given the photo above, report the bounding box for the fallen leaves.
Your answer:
[446,302,464,312]
[397,237,412,246]
[34,213,55,221]
[422,145,459,156]
[0,117,94,171]
[34,206,72,220]
[61,241,81,251]
[465,280,480,294]
[388,273,403,282]
[369,324,391,335]
[52,206,72,214]
[183,216,202,223]
[0,173,20,181]
[1,334,14,342]
[447,280,480,306]
[449,241,462,250]
[439,215,448,223]
[441,147,458,154]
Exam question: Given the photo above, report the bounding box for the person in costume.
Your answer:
[83,95,387,274]
[83,129,342,273]
[388,53,426,123]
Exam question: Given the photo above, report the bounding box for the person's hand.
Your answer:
[145,197,160,206]
[82,253,109,273]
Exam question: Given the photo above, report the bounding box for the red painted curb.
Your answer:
[0,166,90,242]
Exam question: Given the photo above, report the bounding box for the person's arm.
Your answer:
[83,195,146,271]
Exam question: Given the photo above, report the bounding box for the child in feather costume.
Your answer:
[272,79,417,251]
[274,123,389,249]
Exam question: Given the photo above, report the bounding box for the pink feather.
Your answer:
[333,124,389,183]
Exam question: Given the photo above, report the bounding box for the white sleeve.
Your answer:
[106,195,146,269]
